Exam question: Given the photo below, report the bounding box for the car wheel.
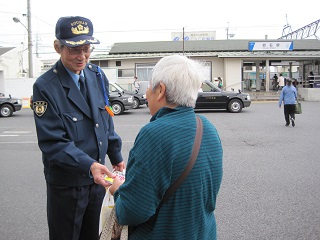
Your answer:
[227,99,242,113]
[111,102,124,115]
[0,104,14,117]
[132,98,140,109]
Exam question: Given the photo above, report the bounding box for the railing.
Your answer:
[299,75,320,88]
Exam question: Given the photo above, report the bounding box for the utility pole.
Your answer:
[226,22,229,40]
[281,14,292,39]
[13,0,33,78]
[27,0,33,78]
[226,22,235,40]
[182,27,185,55]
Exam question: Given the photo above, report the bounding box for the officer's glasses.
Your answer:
[63,45,94,55]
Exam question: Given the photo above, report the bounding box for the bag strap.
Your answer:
[159,115,203,205]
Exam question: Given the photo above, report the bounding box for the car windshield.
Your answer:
[110,82,124,93]
[203,81,221,92]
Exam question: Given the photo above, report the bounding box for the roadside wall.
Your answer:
[298,88,320,101]
[4,77,36,108]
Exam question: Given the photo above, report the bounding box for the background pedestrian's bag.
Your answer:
[295,101,302,114]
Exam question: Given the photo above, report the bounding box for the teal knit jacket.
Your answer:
[114,106,223,240]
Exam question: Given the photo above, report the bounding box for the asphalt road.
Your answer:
[0,101,319,240]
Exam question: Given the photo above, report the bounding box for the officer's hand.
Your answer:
[90,162,115,187]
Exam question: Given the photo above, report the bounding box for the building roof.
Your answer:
[0,47,15,56]
[108,39,320,54]
[90,39,320,61]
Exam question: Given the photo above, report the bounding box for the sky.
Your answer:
[0,0,319,59]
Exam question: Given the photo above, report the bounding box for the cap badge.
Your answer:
[71,22,89,35]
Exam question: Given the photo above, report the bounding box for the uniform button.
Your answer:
[98,158,101,162]
[95,123,99,128]
[99,141,102,146]
[72,117,77,121]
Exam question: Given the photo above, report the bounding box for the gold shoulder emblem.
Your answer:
[33,101,48,117]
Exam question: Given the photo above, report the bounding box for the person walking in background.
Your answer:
[308,71,314,88]
[277,73,285,93]
[109,55,223,240]
[292,78,299,89]
[31,16,125,240]
[278,78,297,127]
[133,76,140,93]
[198,82,204,92]
[218,77,223,89]
[272,74,278,90]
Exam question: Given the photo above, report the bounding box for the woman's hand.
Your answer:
[112,161,126,172]
[109,176,125,195]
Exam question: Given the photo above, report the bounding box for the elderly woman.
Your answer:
[110,55,223,240]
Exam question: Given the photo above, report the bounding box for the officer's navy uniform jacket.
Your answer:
[32,60,123,187]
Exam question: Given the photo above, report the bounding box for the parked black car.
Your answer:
[146,81,251,113]
[109,82,146,109]
[196,80,251,113]
[108,91,134,115]
[0,93,22,117]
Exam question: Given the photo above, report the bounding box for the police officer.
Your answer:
[32,16,125,240]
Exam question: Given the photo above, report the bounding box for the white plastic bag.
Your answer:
[99,187,114,234]
[99,187,128,240]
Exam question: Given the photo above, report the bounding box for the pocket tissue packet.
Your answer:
[105,169,126,184]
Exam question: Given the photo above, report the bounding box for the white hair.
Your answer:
[150,55,205,107]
